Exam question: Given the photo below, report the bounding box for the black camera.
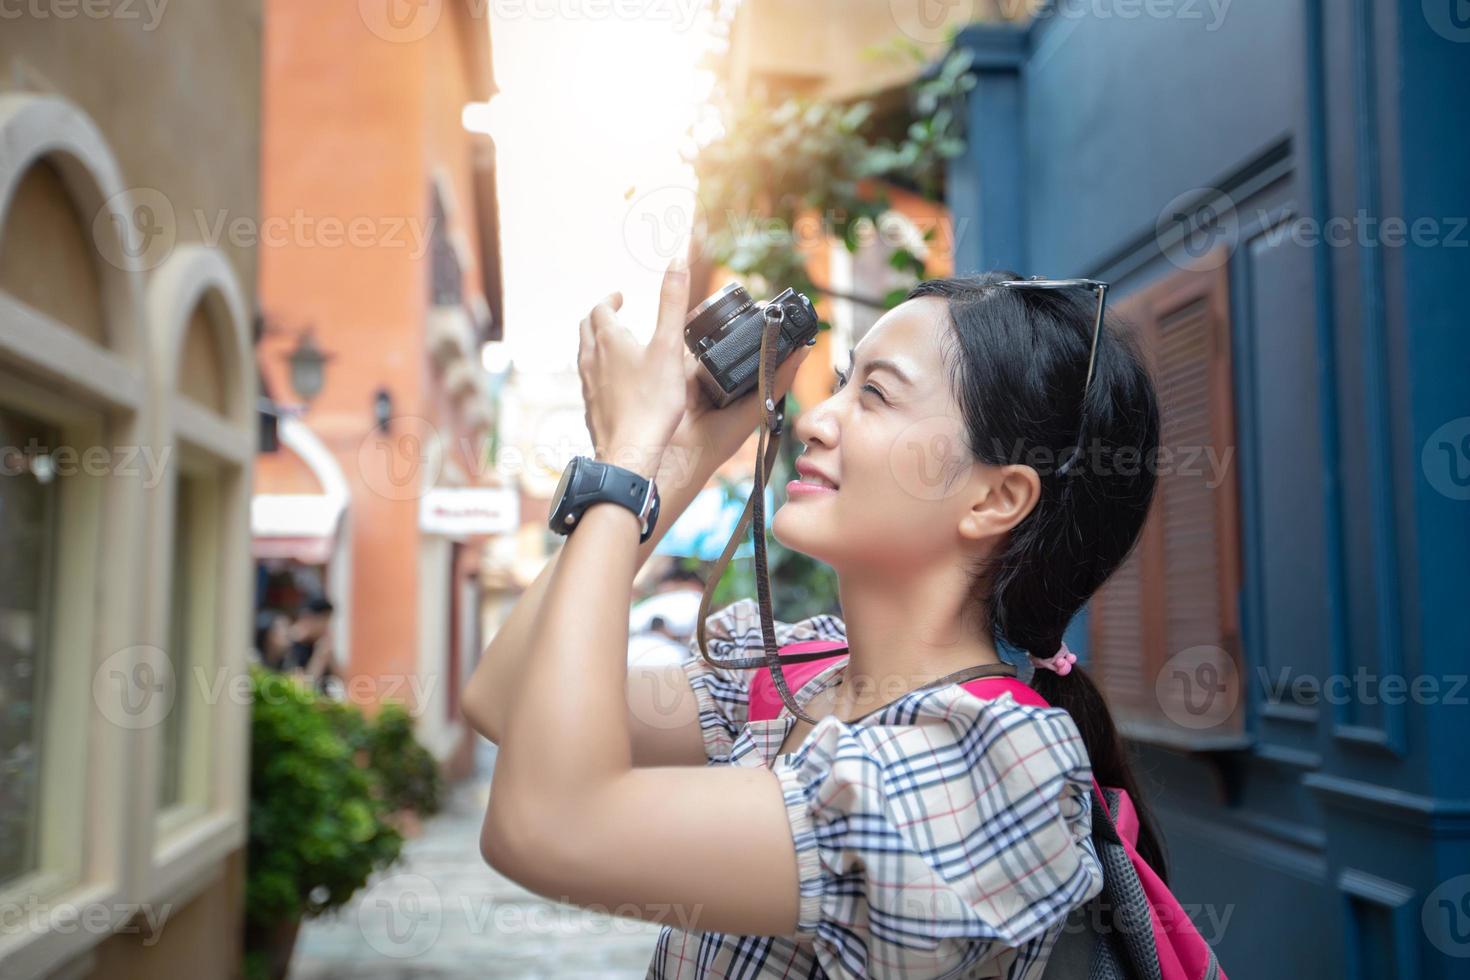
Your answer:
[683,283,819,409]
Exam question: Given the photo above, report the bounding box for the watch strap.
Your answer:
[559,458,658,543]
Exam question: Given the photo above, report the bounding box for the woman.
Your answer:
[462,257,1165,978]
[252,609,292,672]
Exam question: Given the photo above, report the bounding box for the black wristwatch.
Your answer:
[548,455,661,543]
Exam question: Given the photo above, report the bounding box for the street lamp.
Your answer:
[373,387,393,433]
[286,329,331,405]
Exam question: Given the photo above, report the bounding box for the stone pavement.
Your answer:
[292,743,662,979]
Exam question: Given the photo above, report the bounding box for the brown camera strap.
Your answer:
[694,303,831,722]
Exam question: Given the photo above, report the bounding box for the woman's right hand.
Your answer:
[670,339,813,478]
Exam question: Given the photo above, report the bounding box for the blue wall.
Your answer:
[951,3,1470,976]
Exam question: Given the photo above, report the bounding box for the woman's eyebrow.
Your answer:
[849,346,915,388]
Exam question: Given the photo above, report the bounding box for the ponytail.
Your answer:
[1030,666,1169,882]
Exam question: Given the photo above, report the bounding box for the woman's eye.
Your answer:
[831,368,885,403]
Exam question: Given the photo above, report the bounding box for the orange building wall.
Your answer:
[258,2,493,694]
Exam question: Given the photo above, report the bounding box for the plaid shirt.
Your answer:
[647,599,1103,980]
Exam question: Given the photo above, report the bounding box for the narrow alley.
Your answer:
[292,748,662,979]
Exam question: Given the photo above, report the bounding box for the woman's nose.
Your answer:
[793,394,839,449]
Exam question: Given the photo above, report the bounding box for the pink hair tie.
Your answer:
[1030,643,1078,677]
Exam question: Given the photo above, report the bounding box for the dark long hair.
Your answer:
[907,271,1169,881]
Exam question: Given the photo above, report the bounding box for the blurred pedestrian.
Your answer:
[287,596,339,695]
[252,609,293,672]
[628,566,705,668]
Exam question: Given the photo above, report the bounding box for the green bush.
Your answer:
[366,702,444,817]
[245,668,404,931]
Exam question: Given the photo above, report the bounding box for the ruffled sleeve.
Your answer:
[679,597,845,764]
[771,685,1103,979]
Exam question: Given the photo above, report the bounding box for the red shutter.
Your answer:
[1092,259,1245,746]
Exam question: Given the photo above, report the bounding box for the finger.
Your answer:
[652,255,691,348]
[578,315,594,361]
[589,294,622,335]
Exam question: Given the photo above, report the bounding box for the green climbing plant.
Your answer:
[687,40,976,621]
[690,42,975,313]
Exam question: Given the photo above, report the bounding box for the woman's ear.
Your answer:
[958,463,1042,542]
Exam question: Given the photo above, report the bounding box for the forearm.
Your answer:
[480,496,801,931]
[489,500,644,815]
[461,441,715,739]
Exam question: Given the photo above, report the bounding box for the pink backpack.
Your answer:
[749,640,1226,980]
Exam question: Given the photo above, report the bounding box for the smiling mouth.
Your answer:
[787,478,837,495]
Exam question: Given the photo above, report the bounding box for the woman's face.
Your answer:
[772,297,1033,574]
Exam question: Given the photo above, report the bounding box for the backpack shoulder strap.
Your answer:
[752,655,1057,723]
[747,641,848,722]
[961,675,1052,709]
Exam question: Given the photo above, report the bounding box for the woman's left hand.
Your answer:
[577,258,691,478]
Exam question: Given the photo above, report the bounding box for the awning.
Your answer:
[250,417,350,566]
[251,534,336,565]
[251,493,346,564]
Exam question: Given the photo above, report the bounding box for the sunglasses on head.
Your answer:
[994,276,1111,476]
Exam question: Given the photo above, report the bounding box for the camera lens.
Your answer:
[684,282,753,339]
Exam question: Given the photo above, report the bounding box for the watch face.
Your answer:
[551,457,580,529]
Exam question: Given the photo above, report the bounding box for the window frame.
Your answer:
[1089,256,1250,750]
[141,245,255,908]
[0,93,153,975]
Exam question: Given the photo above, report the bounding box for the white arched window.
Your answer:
[0,93,255,976]
[142,245,254,899]
[0,92,151,971]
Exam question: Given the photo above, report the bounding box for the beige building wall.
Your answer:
[0,5,261,979]
[724,0,1008,103]
[0,5,261,298]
